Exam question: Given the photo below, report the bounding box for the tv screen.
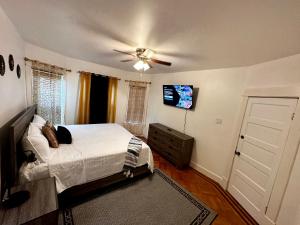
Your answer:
[163,85,193,109]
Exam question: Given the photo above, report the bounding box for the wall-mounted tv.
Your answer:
[163,85,193,109]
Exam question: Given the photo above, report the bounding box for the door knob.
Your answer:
[235,150,241,156]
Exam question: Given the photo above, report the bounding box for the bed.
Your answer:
[9,105,153,205]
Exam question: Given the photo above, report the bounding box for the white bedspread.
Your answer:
[20,124,154,193]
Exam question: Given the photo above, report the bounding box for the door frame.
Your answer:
[225,86,300,224]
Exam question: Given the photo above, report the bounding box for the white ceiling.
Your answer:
[1,0,299,73]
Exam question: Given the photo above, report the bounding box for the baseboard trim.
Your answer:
[190,167,259,225]
[190,161,225,187]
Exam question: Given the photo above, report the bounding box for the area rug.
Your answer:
[63,169,217,225]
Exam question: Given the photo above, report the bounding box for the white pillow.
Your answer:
[31,122,43,130]
[22,123,51,163]
[28,123,43,135]
[32,114,46,125]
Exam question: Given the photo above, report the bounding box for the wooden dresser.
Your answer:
[147,123,194,168]
[0,177,58,225]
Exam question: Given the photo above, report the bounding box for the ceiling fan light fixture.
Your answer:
[143,62,150,71]
[133,60,144,71]
[115,48,171,71]
[133,60,150,71]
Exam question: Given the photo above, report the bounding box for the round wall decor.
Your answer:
[9,54,14,71]
[16,64,21,79]
[0,55,5,76]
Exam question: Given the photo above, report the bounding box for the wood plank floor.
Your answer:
[153,150,256,225]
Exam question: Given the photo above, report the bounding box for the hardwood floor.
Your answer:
[152,150,258,225]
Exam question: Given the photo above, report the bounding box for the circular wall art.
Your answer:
[16,64,21,79]
[0,55,5,76]
[9,54,14,71]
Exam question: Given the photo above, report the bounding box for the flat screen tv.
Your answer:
[163,85,193,109]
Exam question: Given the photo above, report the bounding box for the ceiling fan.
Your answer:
[113,48,172,71]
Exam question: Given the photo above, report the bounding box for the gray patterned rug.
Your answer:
[63,169,217,225]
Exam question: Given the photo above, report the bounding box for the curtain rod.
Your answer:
[125,80,151,84]
[77,70,121,80]
[31,68,65,76]
[24,57,72,72]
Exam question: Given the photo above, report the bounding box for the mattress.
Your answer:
[20,123,154,193]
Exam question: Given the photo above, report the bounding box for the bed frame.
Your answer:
[8,105,151,206]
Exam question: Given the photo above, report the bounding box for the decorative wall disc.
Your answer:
[9,54,14,71]
[17,64,21,79]
[0,55,5,76]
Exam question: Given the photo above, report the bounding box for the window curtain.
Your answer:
[32,61,66,124]
[89,74,109,124]
[76,73,118,124]
[107,78,118,123]
[76,72,91,124]
[123,81,149,136]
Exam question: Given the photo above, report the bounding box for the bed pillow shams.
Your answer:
[22,123,51,163]
[42,125,59,148]
[45,121,57,134]
[32,114,46,125]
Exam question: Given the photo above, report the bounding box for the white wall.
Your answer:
[146,54,300,187]
[25,43,150,125]
[0,5,26,126]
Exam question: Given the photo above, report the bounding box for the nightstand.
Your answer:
[0,177,58,225]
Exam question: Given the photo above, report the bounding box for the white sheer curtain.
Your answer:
[123,81,149,136]
[31,62,66,124]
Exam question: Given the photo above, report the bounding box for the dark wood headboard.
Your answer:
[9,105,37,187]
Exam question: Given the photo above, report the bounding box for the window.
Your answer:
[124,81,149,135]
[32,62,66,124]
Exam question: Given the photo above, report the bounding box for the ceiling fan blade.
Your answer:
[150,58,172,66]
[120,59,134,62]
[113,49,136,56]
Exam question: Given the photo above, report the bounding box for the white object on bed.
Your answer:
[20,123,154,193]
[22,123,51,163]
[32,114,46,125]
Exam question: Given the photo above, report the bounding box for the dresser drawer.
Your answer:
[164,144,181,157]
[163,151,179,165]
[148,127,163,137]
[148,139,174,156]
[149,132,169,146]
[167,137,183,149]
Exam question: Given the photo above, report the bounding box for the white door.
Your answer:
[228,97,297,225]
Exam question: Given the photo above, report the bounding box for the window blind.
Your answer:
[32,62,66,124]
[124,81,148,135]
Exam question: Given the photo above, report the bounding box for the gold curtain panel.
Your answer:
[107,78,118,123]
[77,72,91,124]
